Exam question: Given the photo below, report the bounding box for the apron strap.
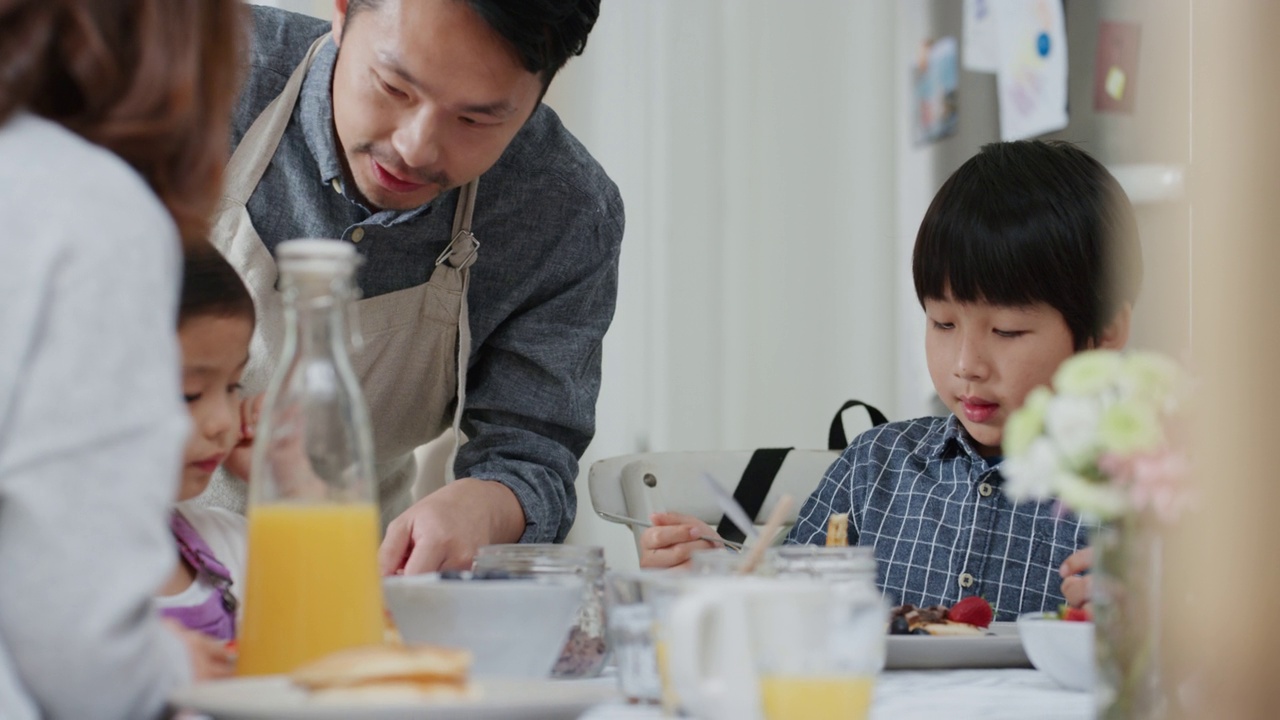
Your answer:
[223,33,331,205]
[440,180,479,483]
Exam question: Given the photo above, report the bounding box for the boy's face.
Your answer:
[923,296,1077,457]
[178,316,252,502]
[330,0,543,211]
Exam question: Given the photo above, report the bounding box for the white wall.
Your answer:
[547,2,900,568]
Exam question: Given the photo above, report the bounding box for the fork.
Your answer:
[595,511,745,552]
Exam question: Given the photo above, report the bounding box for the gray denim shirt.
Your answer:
[233,7,624,542]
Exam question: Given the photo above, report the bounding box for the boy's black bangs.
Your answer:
[913,169,1084,310]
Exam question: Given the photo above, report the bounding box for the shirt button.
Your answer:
[958,572,975,589]
[978,482,994,497]
[351,227,365,243]
[330,178,343,194]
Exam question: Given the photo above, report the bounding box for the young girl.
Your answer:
[155,248,255,639]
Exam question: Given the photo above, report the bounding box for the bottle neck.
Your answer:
[282,274,353,357]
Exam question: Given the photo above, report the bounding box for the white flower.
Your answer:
[1044,394,1102,468]
[1003,349,1190,522]
[1053,350,1124,397]
[1003,385,1052,458]
[1002,437,1061,503]
[1120,352,1180,405]
[1098,400,1163,455]
[1055,471,1130,522]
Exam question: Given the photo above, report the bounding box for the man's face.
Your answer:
[331,0,543,211]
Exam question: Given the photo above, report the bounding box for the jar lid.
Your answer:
[769,545,877,577]
[473,544,605,574]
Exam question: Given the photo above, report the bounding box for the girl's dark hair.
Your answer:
[0,0,247,244]
[180,247,255,329]
[912,140,1144,349]
[346,0,599,91]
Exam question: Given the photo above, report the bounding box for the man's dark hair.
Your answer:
[912,140,1143,349]
[347,0,600,89]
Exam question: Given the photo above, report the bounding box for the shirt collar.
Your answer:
[297,38,435,225]
[935,414,1003,472]
[299,37,345,190]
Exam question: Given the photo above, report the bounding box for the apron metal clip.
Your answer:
[436,230,480,269]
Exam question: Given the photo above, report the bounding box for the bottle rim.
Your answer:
[278,238,359,275]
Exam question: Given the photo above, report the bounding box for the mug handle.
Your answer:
[667,586,762,720]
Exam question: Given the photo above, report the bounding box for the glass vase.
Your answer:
[1091,513,1166,719]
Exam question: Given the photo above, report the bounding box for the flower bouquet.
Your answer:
[1002,349,1189,522]
[1001,349,1190,719]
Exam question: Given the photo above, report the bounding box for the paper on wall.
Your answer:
[993,0,1068,141]
[962,0,1000,72]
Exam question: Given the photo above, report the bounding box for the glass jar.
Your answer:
[768,545,879,598]
[689,548,757,576]
[472,544,608,678]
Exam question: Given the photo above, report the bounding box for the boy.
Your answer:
[641,141,1142,621]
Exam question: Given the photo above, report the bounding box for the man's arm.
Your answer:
[381,175,624,572]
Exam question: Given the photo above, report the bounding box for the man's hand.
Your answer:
[222,394,263,482]
[378,478,526,574]
[639,512,720,569]
[1060,546,1094,609]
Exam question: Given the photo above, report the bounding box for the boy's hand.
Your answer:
[639,512,721,569]
[1059,546,1094,609]
[222,394,262,482]
[162,619,235,681]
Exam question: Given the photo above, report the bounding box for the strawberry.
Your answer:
[947,596,993,628]
[1062,607,1091,622]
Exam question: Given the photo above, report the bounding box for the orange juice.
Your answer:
[236,503,384,676]
[759,675,875,720]
[655,636,680,714]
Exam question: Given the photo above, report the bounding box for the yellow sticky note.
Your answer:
[1105,66,1127,101]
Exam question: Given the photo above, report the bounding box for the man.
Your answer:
[207,0,622,573]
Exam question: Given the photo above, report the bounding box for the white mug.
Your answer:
[666,577,886,720]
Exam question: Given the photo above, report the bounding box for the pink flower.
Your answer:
[1099,449,1190,523]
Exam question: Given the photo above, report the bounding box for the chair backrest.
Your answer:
[587,449,840,556]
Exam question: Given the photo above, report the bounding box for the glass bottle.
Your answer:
[236,239,384,676]
[472,544,609,678]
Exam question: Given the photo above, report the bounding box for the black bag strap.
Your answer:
[828,400,890,451]
[715,447,793,545]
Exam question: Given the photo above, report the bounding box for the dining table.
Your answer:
[578,668,1093,720]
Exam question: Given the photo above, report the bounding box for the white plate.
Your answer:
[171,676,619,720]
[885,621,1032,669]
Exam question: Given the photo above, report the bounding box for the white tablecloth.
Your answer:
[579,669,1093,720]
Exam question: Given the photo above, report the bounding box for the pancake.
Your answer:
[291,643,472,699]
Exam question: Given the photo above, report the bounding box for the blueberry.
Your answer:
[889,616,910,635]
[910,627,931,636]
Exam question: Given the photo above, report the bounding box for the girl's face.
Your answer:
[178,315,253,501]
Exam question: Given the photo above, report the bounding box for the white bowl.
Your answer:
[384,574,584,678]
[1016,612,1095,691]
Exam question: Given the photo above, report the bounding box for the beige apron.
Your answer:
[206,35,474,526]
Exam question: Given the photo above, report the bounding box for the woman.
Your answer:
[0,1,245,717]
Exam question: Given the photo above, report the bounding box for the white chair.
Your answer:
[586,401,889,561]
[586,449,840,557]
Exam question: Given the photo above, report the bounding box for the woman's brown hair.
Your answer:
[0,0,246,242]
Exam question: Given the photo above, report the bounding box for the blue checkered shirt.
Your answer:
[787,416,1088,621]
